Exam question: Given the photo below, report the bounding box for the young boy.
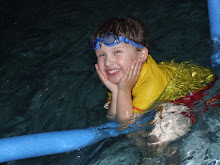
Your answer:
[89,17,214,124]
[89,17,216,164]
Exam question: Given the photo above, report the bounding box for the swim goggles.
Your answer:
[89,32,144,50]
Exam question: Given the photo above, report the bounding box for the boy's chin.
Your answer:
[109,80,119,84]
[108,78,121,84]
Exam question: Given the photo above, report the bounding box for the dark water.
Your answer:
[0,0,220,164]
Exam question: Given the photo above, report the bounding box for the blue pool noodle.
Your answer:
[207,0,220,73]
[0,112,155,163]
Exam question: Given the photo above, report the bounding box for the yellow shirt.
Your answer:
[106,55,214,114]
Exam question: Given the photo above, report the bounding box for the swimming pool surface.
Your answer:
[0,0,219,164]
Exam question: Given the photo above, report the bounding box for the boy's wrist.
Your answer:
[118,83,133,91]
[111,88,119,96]
[118,88,131,95]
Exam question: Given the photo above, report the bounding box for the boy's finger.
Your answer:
[95,64,102,76]
[129,61,136,77]
[131,61,142,81]
[138,60,143,72]
[95,64,107,82]
[123,66,131,80]
[132,60,140,76]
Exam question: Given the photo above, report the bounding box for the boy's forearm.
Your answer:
[107,91,118,120]
[116,89,134,123]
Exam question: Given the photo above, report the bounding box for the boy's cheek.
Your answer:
[97,64,107,76]
[96,62,102,70]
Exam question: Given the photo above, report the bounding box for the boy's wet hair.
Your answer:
[91,17,148,47]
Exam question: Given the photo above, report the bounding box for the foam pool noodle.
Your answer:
[0,111,155,163]
[207,0,220,74]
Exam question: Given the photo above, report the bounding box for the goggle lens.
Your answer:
[102,33,117,45]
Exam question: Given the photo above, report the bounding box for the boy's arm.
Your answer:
[95,64,118,120]
[116,59,143,123]
[116,89,133,122]
[106,91,118,120]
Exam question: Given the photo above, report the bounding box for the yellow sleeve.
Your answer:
[106,91,111,103]
[132,56,174,114]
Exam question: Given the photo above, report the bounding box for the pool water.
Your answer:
[0,0,219,164]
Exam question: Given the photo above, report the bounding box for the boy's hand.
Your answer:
[95,64,118,93]
[118,57,144,91]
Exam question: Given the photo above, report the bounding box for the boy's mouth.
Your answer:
[106,69,120,76]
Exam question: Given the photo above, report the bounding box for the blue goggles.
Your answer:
[89,32,144,50]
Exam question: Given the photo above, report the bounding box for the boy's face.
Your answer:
[95,42,143,84]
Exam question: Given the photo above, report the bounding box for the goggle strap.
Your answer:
[90,33,144,50]
[118,36,143,49]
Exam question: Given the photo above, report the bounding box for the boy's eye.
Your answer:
[115,51,121,54]
[98,54,105,57]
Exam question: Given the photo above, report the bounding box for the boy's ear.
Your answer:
[140,47,148,62]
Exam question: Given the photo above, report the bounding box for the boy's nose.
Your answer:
[104,56,114,67]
